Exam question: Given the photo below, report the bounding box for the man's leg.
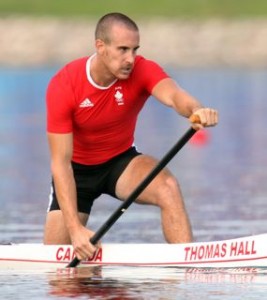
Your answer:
[43,210,89,244]
[115,154,193,243]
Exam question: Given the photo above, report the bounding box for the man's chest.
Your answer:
[72,83,147,130]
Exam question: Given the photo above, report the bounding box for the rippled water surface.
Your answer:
[1,67,267,299]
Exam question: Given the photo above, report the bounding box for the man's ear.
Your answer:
[95,39,105,55]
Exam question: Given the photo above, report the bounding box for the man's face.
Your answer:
[97,24,140,80]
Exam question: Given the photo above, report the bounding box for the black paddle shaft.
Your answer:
[67,127,196,268]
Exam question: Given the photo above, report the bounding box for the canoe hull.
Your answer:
[1,233,267,270]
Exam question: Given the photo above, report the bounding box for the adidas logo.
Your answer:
[79,98,94,108]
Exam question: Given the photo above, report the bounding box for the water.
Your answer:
[1,66,267,299]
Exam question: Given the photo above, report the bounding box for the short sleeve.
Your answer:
[46,69,75,133]
[133,57,170,94]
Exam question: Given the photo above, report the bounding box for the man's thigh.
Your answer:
[115,154,173,205]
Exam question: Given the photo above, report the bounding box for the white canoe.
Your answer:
[0,233,267,271]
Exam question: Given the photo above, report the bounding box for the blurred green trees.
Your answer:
[0,0,267,19]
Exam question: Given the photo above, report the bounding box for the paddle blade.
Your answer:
[67,257,80,268]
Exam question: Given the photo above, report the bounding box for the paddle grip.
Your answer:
[189,114,201,124]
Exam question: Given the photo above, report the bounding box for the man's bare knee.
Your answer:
[155,175,184,208]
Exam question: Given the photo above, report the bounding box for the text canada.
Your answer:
[56,247,102,262]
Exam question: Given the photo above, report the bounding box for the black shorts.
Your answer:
[47,147,141,214]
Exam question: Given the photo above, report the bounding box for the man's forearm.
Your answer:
[52,164,81,233]
[173,88,203,118]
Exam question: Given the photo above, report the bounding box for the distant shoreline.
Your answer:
[1,16,267,67]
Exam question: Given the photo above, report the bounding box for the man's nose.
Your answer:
[126,50,135,64]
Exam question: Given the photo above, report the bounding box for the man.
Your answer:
[44,12,218,260]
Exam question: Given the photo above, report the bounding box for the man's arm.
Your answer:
[47,132,97,259]
[151,78,218,129]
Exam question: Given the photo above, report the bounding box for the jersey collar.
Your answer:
[86,54,118,89]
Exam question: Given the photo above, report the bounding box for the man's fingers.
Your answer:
[190,108,218,128]
[74,242,97,261]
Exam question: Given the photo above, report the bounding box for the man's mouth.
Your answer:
[121,66,132,75]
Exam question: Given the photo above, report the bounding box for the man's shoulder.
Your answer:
[135,55,148,65]
[130,55,169,92]
[134,55,160,69]
[52,56,89,84]
[64,56,89,73]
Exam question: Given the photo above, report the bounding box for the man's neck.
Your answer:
[90,55,117,87]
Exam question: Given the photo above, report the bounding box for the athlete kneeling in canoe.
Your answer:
[44,12,218,261]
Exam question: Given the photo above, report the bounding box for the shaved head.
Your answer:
[95,12,139,44]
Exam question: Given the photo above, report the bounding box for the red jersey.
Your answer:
[46,55,169,165]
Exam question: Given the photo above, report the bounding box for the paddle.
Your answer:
[67,117,200,268]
